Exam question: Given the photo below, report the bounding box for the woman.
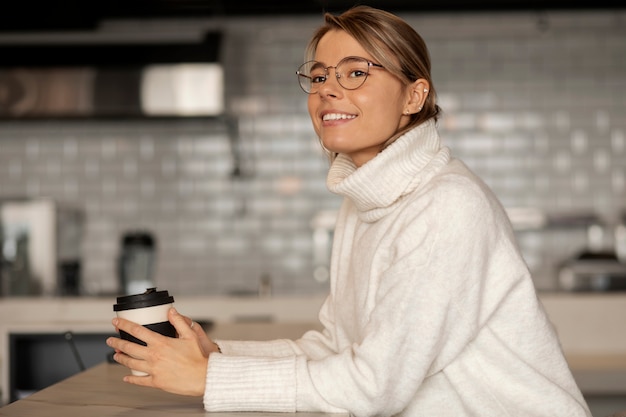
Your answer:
[108,6,591,416]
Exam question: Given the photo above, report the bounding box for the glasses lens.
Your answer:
[336,57,370,90]
[297,61,324,94]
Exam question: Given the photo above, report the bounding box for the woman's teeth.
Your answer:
[322,113,356,121]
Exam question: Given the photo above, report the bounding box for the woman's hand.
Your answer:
[107,307,219,396]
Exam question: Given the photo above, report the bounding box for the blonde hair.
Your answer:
[305,6,441,158]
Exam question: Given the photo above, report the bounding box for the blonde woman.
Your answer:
[109,6,591,416]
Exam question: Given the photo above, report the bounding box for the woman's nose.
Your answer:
[318,69,342,98]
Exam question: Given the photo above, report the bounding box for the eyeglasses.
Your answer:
[296,56,385,94]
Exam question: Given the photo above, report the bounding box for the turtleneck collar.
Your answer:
[326,119,451,223]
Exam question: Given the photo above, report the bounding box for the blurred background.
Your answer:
[0,1,624,298]
[0,1,625,414]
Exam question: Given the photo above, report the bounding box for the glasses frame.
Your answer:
[296,56,385,94]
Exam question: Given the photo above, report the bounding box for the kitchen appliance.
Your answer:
[117,231,156,296]
[556,214,626,292]
[558,250,626,292]
[0,198,83,296]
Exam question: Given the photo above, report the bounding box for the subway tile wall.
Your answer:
[0,10,624,296]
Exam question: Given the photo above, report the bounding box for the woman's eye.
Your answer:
[311,75,326,84]
[348,70,367,78]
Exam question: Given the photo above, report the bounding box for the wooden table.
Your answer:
[0,362,346,416]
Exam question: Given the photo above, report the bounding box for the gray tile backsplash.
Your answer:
[0,10,624,296]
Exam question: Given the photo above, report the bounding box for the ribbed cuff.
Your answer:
[204,355,297,412]
[216,339,296,357]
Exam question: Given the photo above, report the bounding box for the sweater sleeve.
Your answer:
[214,294,339,360]
[204,295,347,412]
[204,353,347,413]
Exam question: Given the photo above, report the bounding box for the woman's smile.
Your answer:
[321,112,358,123]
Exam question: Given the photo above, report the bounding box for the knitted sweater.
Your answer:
[204,120,591,416]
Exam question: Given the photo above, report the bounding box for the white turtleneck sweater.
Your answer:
[203,120,591,416]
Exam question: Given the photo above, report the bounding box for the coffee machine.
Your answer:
[0,198,83,297]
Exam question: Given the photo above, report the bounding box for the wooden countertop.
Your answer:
[567,354,626,395]
[0,362,346,416]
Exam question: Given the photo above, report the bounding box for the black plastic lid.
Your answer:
[113,287,174,311]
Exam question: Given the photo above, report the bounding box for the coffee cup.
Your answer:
[113,287,176,376]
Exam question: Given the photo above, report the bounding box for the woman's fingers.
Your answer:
[176,312,216,357]
[193,324,216,357]
[123,373,155,386]
[168,307,196,339]
[113,317,157,346]
[106,334,152,376]
[112,351,149,374]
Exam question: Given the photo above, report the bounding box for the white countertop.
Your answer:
[0,294,327,326]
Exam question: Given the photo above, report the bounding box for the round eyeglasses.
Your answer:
[296,56,385,94]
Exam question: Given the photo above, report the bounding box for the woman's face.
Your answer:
[308,30,411,167]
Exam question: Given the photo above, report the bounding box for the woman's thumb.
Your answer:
[169,307,193,337]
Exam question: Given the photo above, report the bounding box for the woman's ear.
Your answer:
[402,79,430,116]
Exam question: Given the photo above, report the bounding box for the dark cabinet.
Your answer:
[9,331,115,403]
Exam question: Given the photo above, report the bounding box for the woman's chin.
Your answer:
[320,138,348,155]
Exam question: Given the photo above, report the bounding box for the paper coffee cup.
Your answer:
[113,287,176,376]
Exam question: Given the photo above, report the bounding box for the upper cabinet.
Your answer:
[0,32,224,120]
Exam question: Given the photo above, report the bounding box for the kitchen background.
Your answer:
[0,7,624,297]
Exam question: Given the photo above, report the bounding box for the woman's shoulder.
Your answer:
[402,157,511,231]
[411,158,495,207]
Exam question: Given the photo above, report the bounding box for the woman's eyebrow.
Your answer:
[310,61,326,71]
